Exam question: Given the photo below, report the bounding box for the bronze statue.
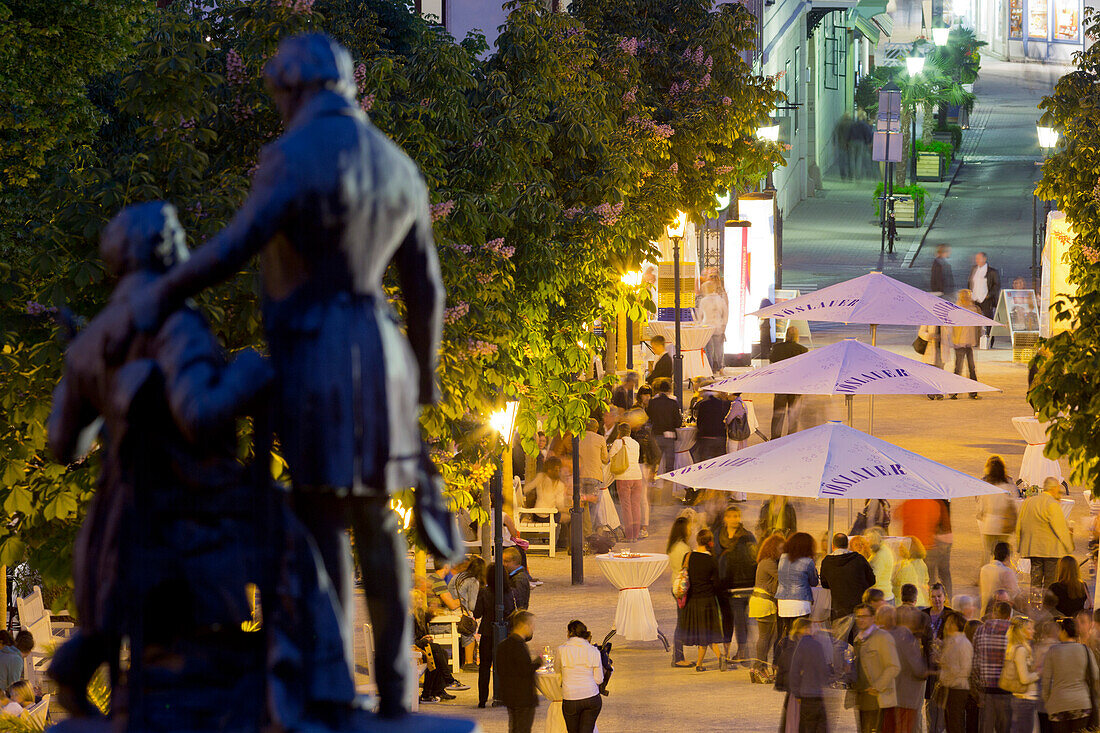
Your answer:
[113,33,456,717]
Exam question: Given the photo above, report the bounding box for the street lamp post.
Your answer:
[621,271,643,406]
[757,123,783,287]
[1034,124,1059,291]
[488,402,518,702]
[666,211,687,406]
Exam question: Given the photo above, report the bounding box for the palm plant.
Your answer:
[865,47,974,185]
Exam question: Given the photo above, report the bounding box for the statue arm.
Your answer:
[48,368,98,465]
[394,202,444,406]
[156,312,274,442]
[135,147,294,333]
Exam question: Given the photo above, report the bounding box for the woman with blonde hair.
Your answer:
[865,527,896,604]
[1003,616,1040,733]
[949,289,982,399]
[892,537,930,606]
[849,534,872,560]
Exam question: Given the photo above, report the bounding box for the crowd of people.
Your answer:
[0,631,38,720]
[652,462,1100,733]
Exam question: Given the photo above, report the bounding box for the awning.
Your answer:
[849,12,881,39]
[872,12,894,36]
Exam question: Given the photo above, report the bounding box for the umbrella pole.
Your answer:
[868,324,878,435]
[846,394,854,531]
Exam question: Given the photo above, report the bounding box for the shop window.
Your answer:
[1028,0,1049,39]
[1053,0,1080,40]
[1009,0,1023,38]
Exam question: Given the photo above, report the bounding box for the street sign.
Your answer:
[873,85,903,163]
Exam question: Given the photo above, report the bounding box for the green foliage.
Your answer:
[0,0,781,596]
[1031,8,1100,497]
[855,74,880,116]
[936,26,986,84]
[913,139,954,162]
[872,182,927,221]
[863,50,973,186]
[934,123,964,151]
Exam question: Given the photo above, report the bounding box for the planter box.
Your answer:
[915,152,946,182]
[892,195,921,227]
[932,130,955,146]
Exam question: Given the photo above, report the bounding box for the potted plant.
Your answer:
[913,139,953,181]
[873,182,928,227]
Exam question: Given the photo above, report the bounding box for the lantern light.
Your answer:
[1036,124,1059,153]
[906,55,926,76]
[757,124,781,143]
[932,27,950,45]
[666,210,687,240]
[489,402,519,439]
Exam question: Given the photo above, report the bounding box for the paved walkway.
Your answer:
[781,58,1067,301]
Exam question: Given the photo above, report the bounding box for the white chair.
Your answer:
[362,623,375,680]
[17,586,74,638]
[428,614,461,674]
[23,694,49,728]
[22,615,53,689]
[513,478,557,557]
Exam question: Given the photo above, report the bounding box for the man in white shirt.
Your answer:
[978,541,1020,615]
[968,252,1000,346]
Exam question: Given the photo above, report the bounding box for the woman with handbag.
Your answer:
[949,290,983,399]
[937,611,973,733]
[609,423,644,542]
[667,517,694,668]
[453,556,486,671]
[750,533,786,682]
[1003,616,1040,733]
[1040,617,1099,732]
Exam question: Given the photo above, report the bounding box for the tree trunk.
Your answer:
[897,108,912,187]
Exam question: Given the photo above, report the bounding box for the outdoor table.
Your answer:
[674,426,696,470]
[594,552,670,647]
[535,671,567,733]
[1012,416,1063,488]
[648,322,715,381]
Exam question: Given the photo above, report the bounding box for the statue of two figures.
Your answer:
[46,34,474,733]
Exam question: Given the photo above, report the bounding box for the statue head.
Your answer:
[264,33,355,122]
[100,201,189,277]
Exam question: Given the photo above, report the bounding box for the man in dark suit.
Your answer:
[647,377,683,500]
[496,611,542,733]
[612,371,639,410]
[768,326,808,439]
[969,251,1000,345]
[645,335,673,385]
[930,244,955,298]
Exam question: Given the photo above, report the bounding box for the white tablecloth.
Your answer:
[536,672,600,733]
[595,553,669,641]
[649,322,715,380]
[536,672,567,733]
[1012,416,1063,488]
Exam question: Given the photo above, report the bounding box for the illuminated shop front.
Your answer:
[1007,0,1082,62]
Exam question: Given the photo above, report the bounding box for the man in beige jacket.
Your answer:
[1016,477,1074,592]
[848,602,901,732]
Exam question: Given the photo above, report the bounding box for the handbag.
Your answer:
[610,443,629,477]
[672,555,690,608]
[931,681,949,708]
[912,335,928,355]
[1083,642,1100,729]
[457,614,477,636]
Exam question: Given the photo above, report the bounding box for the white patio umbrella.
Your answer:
[751,271,999,327]
[659,421,1004,506]
[710,338,998,403]
[709,338,1000,533]
[750,272,999,434]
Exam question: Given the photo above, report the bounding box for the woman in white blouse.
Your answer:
[556,620,604,733]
